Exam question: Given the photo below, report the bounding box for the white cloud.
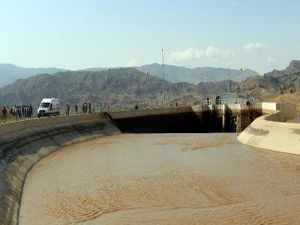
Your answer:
[169,47,234,62]
[267,57,277,64]
[231,1,238,7]
[243,42,267,51]
[126,59,139,67]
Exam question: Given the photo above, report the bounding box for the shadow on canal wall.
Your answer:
[109,104,264,133]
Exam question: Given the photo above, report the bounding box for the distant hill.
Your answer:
[237,75,281,100]
[284,60,300,75]
[238,60,300,100]
[0,68,237,107]
[138,63,258,84]
[265,60,300,78]
[0,63,258,87]
[81,67,106,72]
[0,64,65,87]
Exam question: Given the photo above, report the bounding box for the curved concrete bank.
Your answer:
[238,104,300,155]
[0,113,120,225]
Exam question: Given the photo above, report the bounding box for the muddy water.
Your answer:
[19,133,300,225]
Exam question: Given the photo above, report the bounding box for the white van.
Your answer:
[37,98,60,117]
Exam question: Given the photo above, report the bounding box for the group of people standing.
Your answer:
[1,102,93,123]
[0,104,33,123]
[10,105,33,118]
[65,103,92,116]
[81,103,92,114]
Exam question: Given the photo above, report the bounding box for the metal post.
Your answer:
[162,49,165,105]
[146,72,149,108]
[227,68,230,93]
[107,68,111,111]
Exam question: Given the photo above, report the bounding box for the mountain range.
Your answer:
[0,63,258,88]
[0,60,299,109]
[0,64,65,88]
[237,60,300,100]
[0,68,237,107]
[138,63,259,84]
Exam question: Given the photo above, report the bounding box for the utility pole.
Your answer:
[161,49,165,105]
[107,68,111,111]
[146,72,149,107]
[200,78,203,104]
[227,68,230,93]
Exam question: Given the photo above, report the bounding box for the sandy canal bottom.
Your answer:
[19,133,300,225]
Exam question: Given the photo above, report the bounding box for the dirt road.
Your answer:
[19,133,300,225]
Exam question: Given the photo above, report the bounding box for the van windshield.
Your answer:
[41,103,50,108]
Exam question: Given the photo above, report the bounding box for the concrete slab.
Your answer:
[19,133,300,225]
[238,110,300,155]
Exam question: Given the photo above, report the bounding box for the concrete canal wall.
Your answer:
[0,113,120,225]
[109,104,263,133]
[238,104,300,155]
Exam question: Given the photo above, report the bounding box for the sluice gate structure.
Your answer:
[110,103,271,133]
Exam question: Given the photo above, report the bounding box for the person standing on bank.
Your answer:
[88,103,91,113]
[2,106,7,123]
[66,104,70,116]
[75,104,78,114]
[29,104,33,117]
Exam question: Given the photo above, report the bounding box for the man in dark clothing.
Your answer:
[2,106,7,123]
[84,103,88,113]
[29,104,33,117]
[66,104,70,116]
[88,103,92,113]
[206,97,210,105]
[75,104,78,113]
[82,103,87,114]
[17,106,22,119]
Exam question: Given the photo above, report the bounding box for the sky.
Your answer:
[1,0,300,74]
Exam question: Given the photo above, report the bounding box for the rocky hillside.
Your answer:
[138,63,258,84]
[238,60,300,100]
[237,76,281,99]
[264,60,300,78]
